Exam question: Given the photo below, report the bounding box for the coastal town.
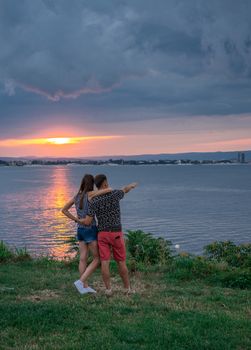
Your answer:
[0,152,248,167]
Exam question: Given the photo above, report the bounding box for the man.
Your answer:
[79,174,137,295]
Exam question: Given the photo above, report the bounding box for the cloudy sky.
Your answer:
[1,0,251,157]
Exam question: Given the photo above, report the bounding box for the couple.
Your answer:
[62,173,137,295]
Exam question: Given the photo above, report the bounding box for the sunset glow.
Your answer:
[47,138,72,145]
[0,135,122,147]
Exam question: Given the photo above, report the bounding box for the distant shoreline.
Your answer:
[1,150,250,166]
[0,162,250,167]
[0,158,250,167]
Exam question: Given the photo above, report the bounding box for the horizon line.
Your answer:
[1,149,251,160]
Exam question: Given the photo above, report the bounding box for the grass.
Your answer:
[0,261,250,349]
[0,238,250,349]
[0,241,32,263]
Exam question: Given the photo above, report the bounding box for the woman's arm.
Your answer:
[88,187,112,200]
[61,197,79,223]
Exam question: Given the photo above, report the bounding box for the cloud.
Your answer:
[6,79,119,102]
[3,79,16,96]
[0,0,251,135]
[0,0,142,99]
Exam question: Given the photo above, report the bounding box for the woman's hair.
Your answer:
[77,174,94,209]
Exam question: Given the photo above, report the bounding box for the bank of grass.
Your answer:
[0,235,250,350]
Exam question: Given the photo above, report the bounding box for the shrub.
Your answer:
[167,255,251,289]
[0,241,31,263]
[65,236,79,255]
[14,247,32,262]
[170,256,217,280]
[0,241,14,262]
[204,241,251,268]
[208,269,251,289]
[126,230,173,265]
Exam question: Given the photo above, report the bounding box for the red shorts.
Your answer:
[98,231,126,262]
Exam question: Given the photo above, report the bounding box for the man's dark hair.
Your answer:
[94,174,107,189]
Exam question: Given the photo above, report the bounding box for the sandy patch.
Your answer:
[22,289,60,302]
[89,274,166,297]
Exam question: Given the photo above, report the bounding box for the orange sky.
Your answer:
[1,117,251,157]
[1,134,251,158]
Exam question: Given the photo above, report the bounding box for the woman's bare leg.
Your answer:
[80,240,100,284]
[79,241,89,287]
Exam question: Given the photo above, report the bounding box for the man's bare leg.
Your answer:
[117,261,130,289]
[101,260,111,290]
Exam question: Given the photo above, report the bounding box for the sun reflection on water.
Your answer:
[43,166,77,259]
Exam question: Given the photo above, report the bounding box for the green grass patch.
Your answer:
[1,260,251,349]
[0,236,250,349]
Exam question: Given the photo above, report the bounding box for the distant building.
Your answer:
[237,152,245,163]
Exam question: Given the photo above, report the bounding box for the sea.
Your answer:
[0,164,250,258]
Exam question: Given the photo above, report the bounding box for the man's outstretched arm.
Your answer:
[121,182,138,193]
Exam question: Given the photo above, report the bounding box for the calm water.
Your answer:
[0,164,250,257]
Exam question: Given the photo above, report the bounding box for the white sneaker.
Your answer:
[74,280,89,294]
[86,287,97,294]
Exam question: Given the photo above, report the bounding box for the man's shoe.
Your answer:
[104,289,113,296]
[124,288,135,295]
[74,280,89,294]
[86,286,97,294]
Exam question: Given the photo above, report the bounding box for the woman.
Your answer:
[62,174,111,294]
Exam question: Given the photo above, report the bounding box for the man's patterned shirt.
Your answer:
[87,190,124,232]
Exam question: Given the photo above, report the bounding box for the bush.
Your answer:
[14,247,32,262]
[170,256,217,280]
[208,269,251,289]
[126,230,173,266]
[167,255,251,289]
[204,241,251,268]
[0,241,31,263]
[0,241,14,262]
[65,236,79,255]
[66,230,174,266]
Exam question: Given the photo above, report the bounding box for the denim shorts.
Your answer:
[77,226,97,243]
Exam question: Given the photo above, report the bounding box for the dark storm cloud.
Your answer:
[1,0,251,135]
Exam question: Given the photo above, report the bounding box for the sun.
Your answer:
[0,135,122,148]
[46,137,72,145]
